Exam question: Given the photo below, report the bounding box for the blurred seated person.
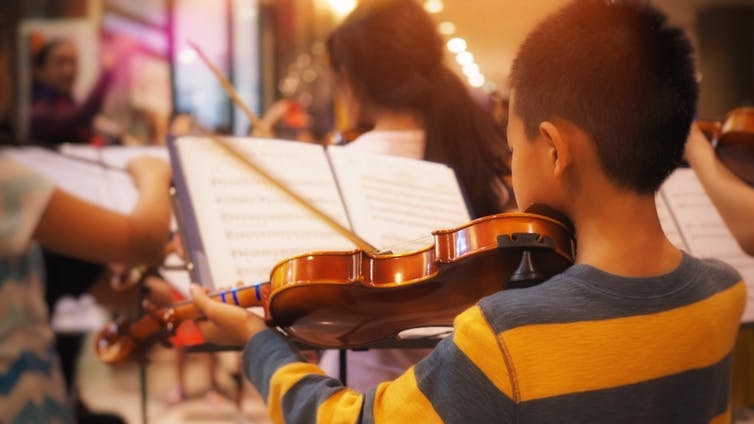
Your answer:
[26,34,147,423]
[255,99,318,143]
[685,121,754,418]
[0,153,172,423]
[685,121,754,255]
[29,36,130,146]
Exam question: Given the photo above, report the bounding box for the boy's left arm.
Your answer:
[192,285,517,423]
[247,309,519,423]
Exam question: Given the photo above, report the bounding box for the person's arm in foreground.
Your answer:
[32,156,172,266]
[685,122,754,255]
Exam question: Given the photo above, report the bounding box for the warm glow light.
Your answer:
[177,47,198,64]
[446,37,467,53]
[438,21,456,35]
[424,0,444,14]
[325,0,357,18]
[455,51,474,66]
[468,74,486,88]
[462,63,480,77]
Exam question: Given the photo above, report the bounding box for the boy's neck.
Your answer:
[570,191,682,278]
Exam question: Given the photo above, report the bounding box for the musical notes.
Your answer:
[327,146,471,250]
[172,136,358,287]
[170,136,474,288]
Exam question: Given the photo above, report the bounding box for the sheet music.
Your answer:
[326,145,471,251]
[656,191,688,251]
[60,144,170,214]
[172,137,356,288]
[5,145,189,298]
[659,168,754,323]
[3,146,117,210]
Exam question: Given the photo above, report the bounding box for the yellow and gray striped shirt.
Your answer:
[242,252,745,423]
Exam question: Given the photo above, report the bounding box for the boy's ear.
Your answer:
[538,121,571,178]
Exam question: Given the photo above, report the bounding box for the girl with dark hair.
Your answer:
[326,0,511,218]
[318,0,513,391]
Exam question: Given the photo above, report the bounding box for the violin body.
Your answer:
[96,211,575,363]
[268,212,575,347]
[697,107,754,185]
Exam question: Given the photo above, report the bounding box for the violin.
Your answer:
[95,210,576,364]
[696,107,754,185]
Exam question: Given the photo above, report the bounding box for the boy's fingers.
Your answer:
[190,283,246,325]
[190,283,219,317]
[194,320,230,345]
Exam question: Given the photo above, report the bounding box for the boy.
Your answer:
[190,0,745,422]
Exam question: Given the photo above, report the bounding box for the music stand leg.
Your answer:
[338,349,347,386]
[138,283,150,424]
[139,360,148,424]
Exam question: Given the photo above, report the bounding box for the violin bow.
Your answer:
[187,41,379,254]
[202,130,379,253]
[187,40,271,137]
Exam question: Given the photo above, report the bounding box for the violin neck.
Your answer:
[172,283,271,321]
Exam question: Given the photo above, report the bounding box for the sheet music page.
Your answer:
[326,145,471,252]
[60,145,170,214]
[660,168,754,323]
[656,191,688,251]
[3,146,114,210]
[173,136,356,288]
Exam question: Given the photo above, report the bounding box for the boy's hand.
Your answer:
[190,283,267,347]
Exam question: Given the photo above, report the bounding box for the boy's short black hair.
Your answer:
[509,0,698,193]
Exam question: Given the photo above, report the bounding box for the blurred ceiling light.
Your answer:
[178,47,198,64]
[438,21,456,35]
[462,63,480,77]
[468,74,485,88]
[325,0,357,18]
[455,51,474,66]
[446,37,467,53]
[424,0,444,14]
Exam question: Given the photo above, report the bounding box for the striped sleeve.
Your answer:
[243,329,365,424]
[242,306,514,423]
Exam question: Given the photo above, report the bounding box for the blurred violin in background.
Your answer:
[696,107,754,185]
